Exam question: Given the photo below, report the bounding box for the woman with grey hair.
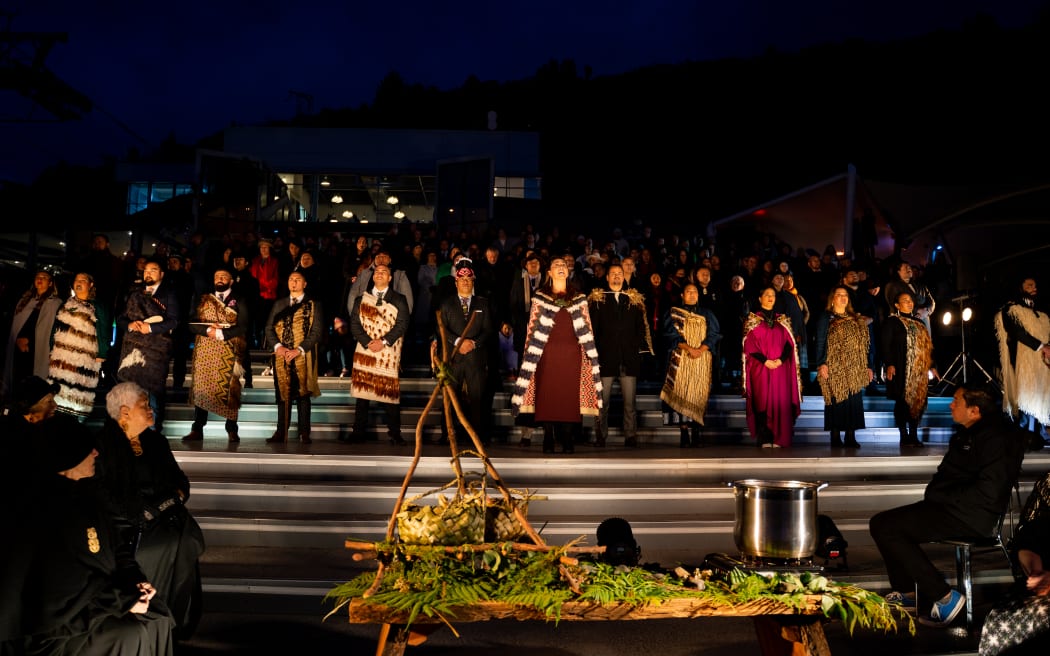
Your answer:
[95,381,205,640]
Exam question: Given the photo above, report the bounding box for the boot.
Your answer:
[542,425,555,454]
[844,431,861,449]
[594,426,606,448]
[267,403,290,443]
[901,422,921,447]
[690,425,703,448]
[830,431,844,448]
[680,427,690,448]
[561,427,574,454]
[519,426,532,447]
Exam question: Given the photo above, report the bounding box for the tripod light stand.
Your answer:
[938,299,996,391]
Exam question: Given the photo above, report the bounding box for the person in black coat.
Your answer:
[433,259,495,444]
[115,258,180,432]
[264,272,325,444]
[95,381,205,641]
[869,382,1026,627]
[588,263,651,447]
[19,420,175,655]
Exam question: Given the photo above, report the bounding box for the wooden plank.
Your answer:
[347,596,824,624]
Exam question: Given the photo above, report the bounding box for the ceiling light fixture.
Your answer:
[393,210,405,219]
[321,177,331,187]
[386,195,399,205]
[331,194,343,204]
[342,210,353,219]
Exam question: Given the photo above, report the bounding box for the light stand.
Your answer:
[937,297,996,392]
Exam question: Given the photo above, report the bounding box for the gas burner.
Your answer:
[738,553,819,571]
[701,552,824,578]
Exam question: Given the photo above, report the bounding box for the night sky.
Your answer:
[1,0,1046,184]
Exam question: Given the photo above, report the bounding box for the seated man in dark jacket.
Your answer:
[870,382,1026,627]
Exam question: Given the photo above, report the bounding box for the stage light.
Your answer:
[943,308,973,326]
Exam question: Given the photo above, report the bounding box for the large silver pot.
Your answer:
[729,479,829,559]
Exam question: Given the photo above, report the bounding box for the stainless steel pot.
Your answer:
[728,479,829,559]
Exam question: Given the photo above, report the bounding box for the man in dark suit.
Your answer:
[181,267,252,443]
[434,259,495,444]
[264,271,324,444]
[344,263,411,445]
[116,257,180,431]
[588,263,651,447]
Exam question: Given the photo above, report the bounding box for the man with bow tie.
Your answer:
[182,267,251,443]
[995,276,1050,449]
[433,259,494,444]
[116,258,180,431]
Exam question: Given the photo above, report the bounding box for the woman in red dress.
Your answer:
[743,287,802,447]
[510,256,602,453]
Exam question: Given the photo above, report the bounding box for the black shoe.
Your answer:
[182,430,204,442]
[390,434,407,446]
[844,438,861,449]
[624,436,638,448]
[227,431,240,443]
[900,438,922,447]
[830,435,844,448]
[680,429,690,448]
[298,432,312,444]
[266,431,287,444]
[542,437,555,453]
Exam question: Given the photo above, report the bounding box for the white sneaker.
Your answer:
[261,366,273,376]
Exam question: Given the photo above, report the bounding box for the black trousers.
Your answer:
[354,397,401,438]
[190,405,237,434]
[869,500,979,602]
[273,365,311,434]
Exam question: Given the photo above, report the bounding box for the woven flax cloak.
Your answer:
[817,314,870,406]
[273,300,322,401]
[49,296,102,417]
[191,295,245,420]
[511,292,602,417]
[118,291,171,395]
[995,303,1050,425]
[660,306,713,425]
[891,313,934,421]
[350,292,403,404]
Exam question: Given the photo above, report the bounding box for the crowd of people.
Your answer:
[0,221,1046,453]
[0,220,1048,645]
